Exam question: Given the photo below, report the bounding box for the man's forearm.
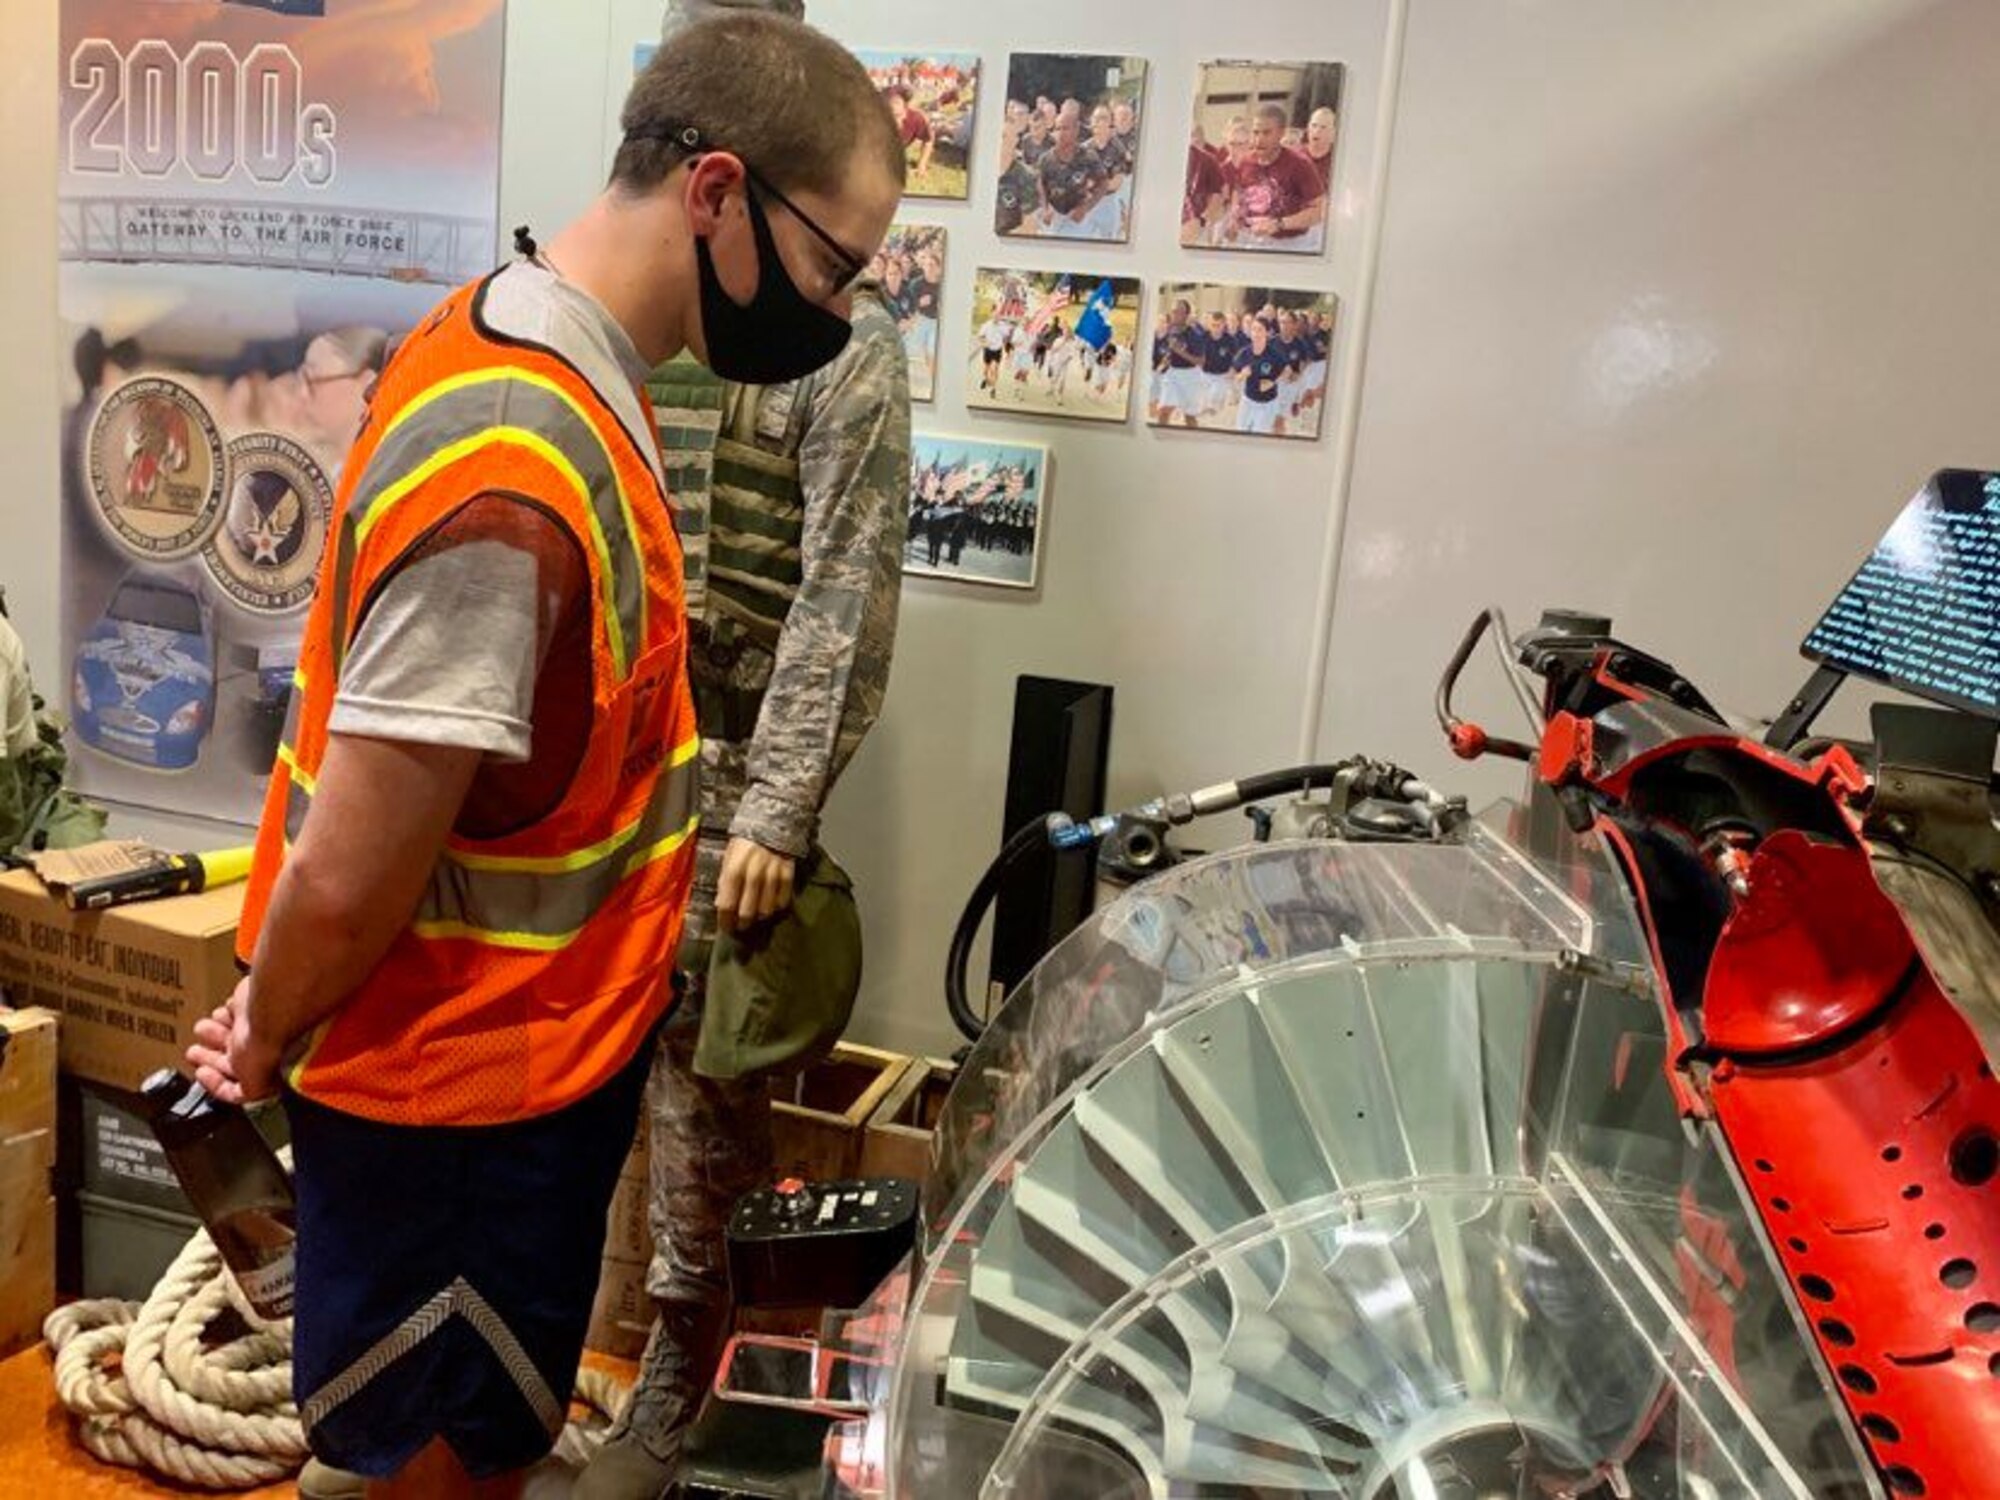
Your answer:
[245,847,413,1057]
[245,732,482,1058]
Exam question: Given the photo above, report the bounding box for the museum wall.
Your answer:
[3,1,1997,1061]
[1319,0,2000,809]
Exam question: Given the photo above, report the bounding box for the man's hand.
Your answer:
[186,977,283,1104]
[715,837,796,933]
[1248,215,1282,236]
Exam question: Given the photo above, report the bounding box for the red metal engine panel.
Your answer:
[1701,832,2000,1499]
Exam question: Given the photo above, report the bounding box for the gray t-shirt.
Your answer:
[327,262,657,764]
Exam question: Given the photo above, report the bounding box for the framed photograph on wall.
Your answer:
[994,54,1148,243]
[855,50,981,200]
[906,434,1049,590]
[1183,60,1342,254]
[877,224,946,402]
[1148,283,1337,440]
[967,267,1142,424]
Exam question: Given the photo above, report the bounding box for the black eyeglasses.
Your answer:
[636,122,869,293]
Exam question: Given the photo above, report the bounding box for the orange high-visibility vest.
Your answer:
[238,273,699,1126]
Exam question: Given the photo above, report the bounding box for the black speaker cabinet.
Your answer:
[988,676,1113,1012]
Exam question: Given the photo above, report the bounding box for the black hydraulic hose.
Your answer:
[1230,763,1362,807]
[1437,608,1539,762]
[946,761,1424,1043]
[946,815,1054,1043]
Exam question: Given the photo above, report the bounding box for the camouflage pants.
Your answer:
[619,989,775,1456]
[620,812,777,1456]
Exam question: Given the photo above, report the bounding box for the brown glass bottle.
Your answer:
[140,1069,297,1321]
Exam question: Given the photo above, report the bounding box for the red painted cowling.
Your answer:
[1699,829,2000,1499]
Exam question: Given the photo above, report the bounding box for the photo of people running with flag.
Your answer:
[994,54,1148,244]
[906,434,1049,589]
[1182,60,1342,255]
[1149,282,1337,439]
[969,267,1142,423]
[856,49,981,199]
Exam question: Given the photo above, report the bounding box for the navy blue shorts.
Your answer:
[284,1038,653,1479]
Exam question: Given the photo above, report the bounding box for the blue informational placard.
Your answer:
[1803,469,2000,718]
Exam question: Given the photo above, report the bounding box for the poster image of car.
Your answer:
[1148,284,1337,441]
[58,0,503,817]
[874,225,945,402]
[994,54,1147,243]
[71,569,217,772]
[855,50,979,200]
[1182,60,1341,254]
[967,268,1141,425]
[906,435,1048,590]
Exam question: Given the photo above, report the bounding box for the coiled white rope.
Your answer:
[46,1226,633,1490]
[44,1220,304,1489]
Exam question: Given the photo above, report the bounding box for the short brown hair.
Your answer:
[613,14,904,199]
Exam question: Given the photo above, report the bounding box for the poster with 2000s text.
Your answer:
[58,0,504,824]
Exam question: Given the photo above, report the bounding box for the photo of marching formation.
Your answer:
[994,54,1148,243]
[968,268,1142,424]
[856,49,981,199]
[1148,284,1337,440]
[906,434,1049,590]
[873,225,946,402]
[1182,60,1342,254]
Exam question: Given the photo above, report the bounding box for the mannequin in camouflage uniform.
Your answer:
[0,595,105,854]
[577,6,912,1489]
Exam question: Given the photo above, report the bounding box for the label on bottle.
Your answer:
[232,1247,296,1320]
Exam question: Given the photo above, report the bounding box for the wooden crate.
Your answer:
[0,1009,56,1358]
[767,1043,910,1184]
[859,1056,957,1185]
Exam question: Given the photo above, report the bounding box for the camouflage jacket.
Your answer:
[659,285,911,863]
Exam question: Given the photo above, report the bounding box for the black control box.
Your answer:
[727,1176,918,1309]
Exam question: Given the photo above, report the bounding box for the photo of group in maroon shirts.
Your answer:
[1182,60,1341,255]
[1148,283,1337,440]
[857,49,981,199]
[994,53,1149,245]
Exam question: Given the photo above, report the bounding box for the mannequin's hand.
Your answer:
[716,838,796,933]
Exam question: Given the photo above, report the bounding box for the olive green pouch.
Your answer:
[692,846,863,1081]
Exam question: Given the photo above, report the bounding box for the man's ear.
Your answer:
[683,153,746,239]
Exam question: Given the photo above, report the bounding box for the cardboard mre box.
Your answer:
[0,871,244,1092]
[585,1253,653,1361]
[603,1164,654,1267]
[588,1124,655,1356]
[0,1009,57,1357]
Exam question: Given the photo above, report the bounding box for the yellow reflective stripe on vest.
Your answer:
[442,736,700,875]
[274,737,699,947]
[346,367,648,680]
[276,742,316,795]
[277,743,315,844]
[409,740,701,950]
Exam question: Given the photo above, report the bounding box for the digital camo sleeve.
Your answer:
[730,294,912,857]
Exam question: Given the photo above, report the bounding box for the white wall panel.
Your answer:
[1317,0,2000,811]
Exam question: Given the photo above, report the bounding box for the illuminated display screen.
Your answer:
[1803,469,2000,718]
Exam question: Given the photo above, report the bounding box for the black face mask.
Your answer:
[694,186,852,385]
